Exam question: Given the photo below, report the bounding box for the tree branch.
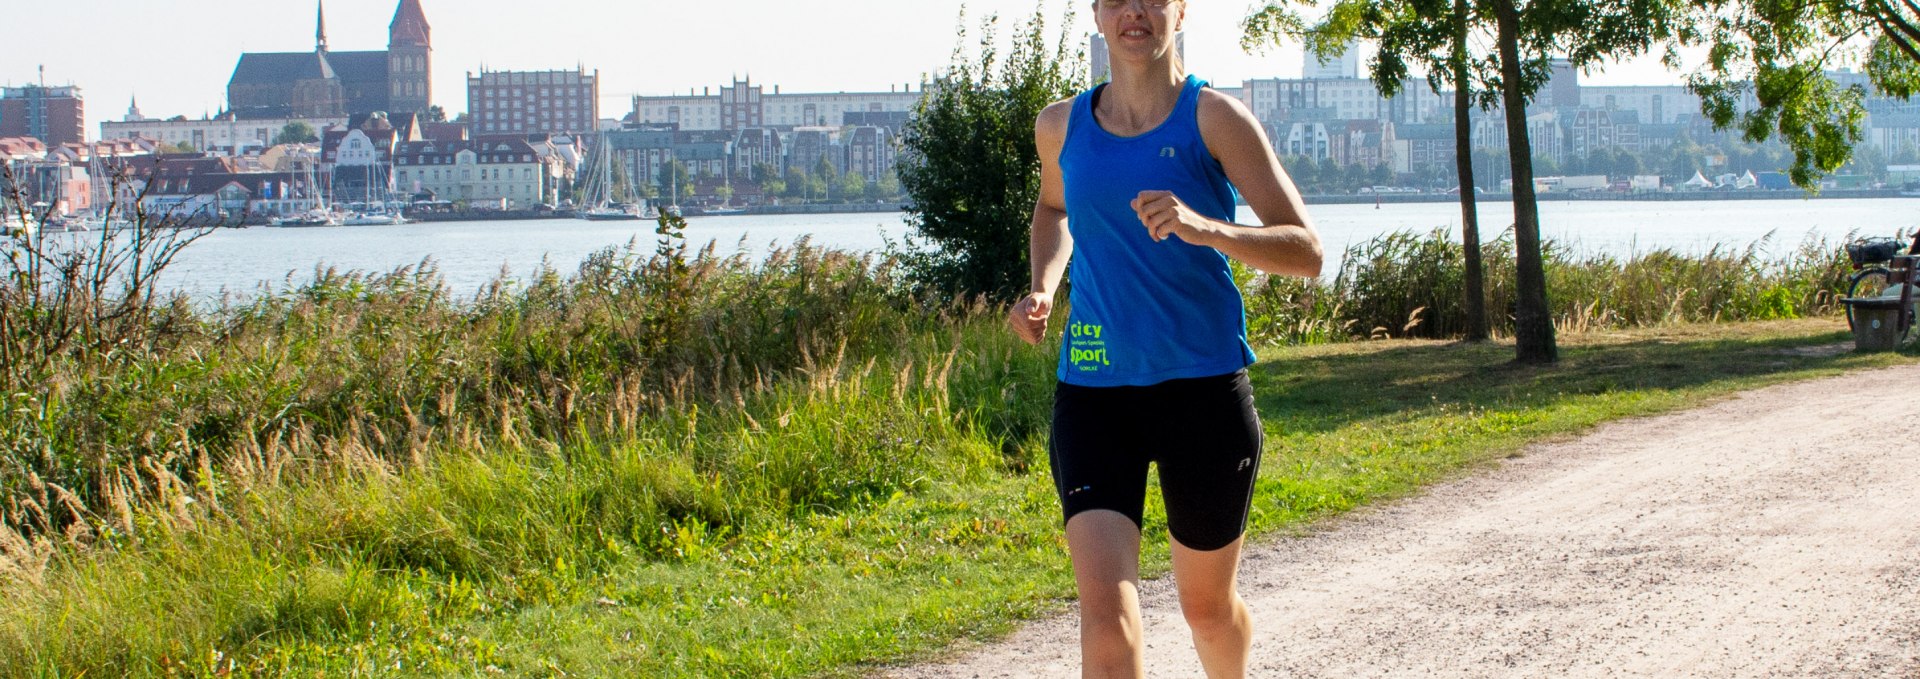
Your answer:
[1874,12,1920,64]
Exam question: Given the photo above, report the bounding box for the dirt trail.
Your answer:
[887,363,1920,678]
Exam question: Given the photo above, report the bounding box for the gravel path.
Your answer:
[888,362,1920,678]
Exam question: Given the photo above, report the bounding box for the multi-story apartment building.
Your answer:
[787,127,837,175]
[603,129,732,198]
[1391,124,1455,176]
[633,79,923,132]
[1472,110,1565,160]
[842,125,895,184]
[731,127,782,181]
[468,67,599,137]
[1274,121,1331,160]
[1238,77,1439,126]
[1580,85,1695,125]
[103,112,347,155]
[1,83,85,146]
[393,137,550,207]
[1565,107,1643,158]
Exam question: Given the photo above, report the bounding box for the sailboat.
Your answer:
[271,151,339,227]
[341,162,409,226]
[578,133,642,221]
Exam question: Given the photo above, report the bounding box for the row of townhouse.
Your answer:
[392,136,566,207]
[602,123,899,203]
[310,109,577,209]
[631,77,922,132]
[1,136,158,216]
[103,109,346,155]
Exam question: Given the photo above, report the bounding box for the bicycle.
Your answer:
[1844,232,1920,346]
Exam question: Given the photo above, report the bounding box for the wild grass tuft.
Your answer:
[1243,228,1854,340]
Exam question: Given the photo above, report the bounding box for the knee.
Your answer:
[1078,593,1135,630]
[1180,592,1243,636]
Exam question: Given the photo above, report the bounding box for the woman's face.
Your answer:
[1094,0,1185,64]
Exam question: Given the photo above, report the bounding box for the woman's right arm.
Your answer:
[1010,99,1075,346]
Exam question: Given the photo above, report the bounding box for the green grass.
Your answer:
[0,317,1902,678]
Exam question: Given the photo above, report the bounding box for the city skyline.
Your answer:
[0,0,1702,137]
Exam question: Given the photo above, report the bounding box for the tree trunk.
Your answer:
[1455,0,1489,342]
[1493,0,1557,364]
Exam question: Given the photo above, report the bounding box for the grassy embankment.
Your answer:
[0,221,1894,676]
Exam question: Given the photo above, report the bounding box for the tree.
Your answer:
[839,173,869,203]
[752,161,779,183]
[1245,0,1497,339]
[897,5,1087,300]
[656,160,691,203]
[783,166,808,200]
[1685,0,1920,187]
[812,155,840,202]
[1251,0,1689,363]
[273,121,318,146]
[426,105,448,123]
[1491,0,1555,363]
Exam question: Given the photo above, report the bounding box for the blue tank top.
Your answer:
[1056,75,1255,387]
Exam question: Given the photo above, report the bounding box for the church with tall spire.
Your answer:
[226,0,433,120]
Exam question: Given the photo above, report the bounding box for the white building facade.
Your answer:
[101,114,345,154]
[394,138,550,207]
[634,81,923,132]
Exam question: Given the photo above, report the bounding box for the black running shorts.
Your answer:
[1047,369,1264,552]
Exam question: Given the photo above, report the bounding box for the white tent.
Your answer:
[1736,170,1758,189]
[1684,171,1714,189]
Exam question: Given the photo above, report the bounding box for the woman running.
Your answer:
[1007,0,1322,676]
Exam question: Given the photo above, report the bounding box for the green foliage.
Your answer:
[837,174,869,203]
[1677,0,1920,187]
[896,5,1087,301]
[273,122,319,147]
[0,313,1886,675]
[1241,228,1854,340]
[656,160,692,202]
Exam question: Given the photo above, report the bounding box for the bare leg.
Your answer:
[1172,536,1252,679]
[1065,510,1145,679]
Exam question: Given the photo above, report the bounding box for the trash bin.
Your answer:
[1843,296,1907,351]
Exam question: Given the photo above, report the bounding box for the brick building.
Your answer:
[1,84,85,147]
[467,68,599,137]
[226,0,433,120]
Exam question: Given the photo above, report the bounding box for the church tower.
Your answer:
[387,0,432,115]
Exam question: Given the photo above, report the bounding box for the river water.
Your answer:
[141,197,1920,303]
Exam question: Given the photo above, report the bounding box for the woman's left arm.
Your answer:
[1131,90,1323,277]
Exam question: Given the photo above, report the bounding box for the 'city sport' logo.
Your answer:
[1068,321,1111,370]
[1160,147,1177,158]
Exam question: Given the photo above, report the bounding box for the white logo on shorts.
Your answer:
[1236,458,1252,472]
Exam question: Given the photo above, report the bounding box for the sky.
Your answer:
[1,0,1695,136]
